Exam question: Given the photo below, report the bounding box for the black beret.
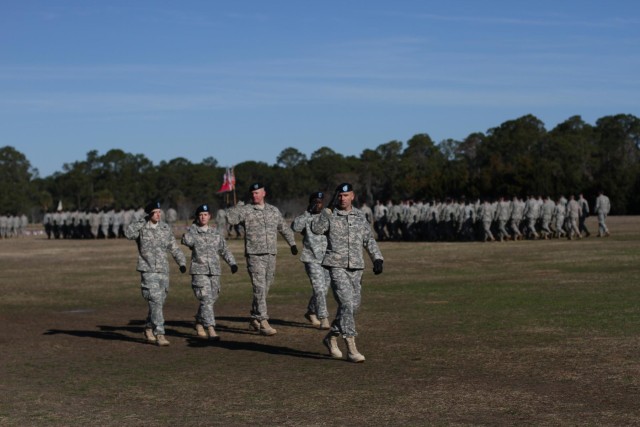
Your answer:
[309,191,324,202]
[335,183,353,193]
[195,204,210,215]
[249,182,264,192]
[145,201,161,214]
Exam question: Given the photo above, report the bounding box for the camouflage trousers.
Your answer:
[328,268,363,338]
[567,216,580,238]
[510,219,522,238]
[540,216,553,236]
[597,212,609,235]
[555,216,566,236]
[304,262,331,319]
[482,220,494,241]
[496,219,509,240]
[246,254,276,321]
[191,274,221,327]
[526,217,539,238]
[140,272,170,335]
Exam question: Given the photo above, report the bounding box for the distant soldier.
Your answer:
[495,196,512,241]
[0,214,8,238]
[43,210,52,239]
[479,199,496,242]
[88,208,100,238]
[215,207,228,239]
[226,183,297,336]
[125,201,187,346]
[594,190,611,237]
[578,193,591,237]
[165,207,178,232]
[372,200,388,241]
[523,195,540,239]
[360,201,373,226]
[181,204,237,340]
[566,195,582,240]
[509,196,524,240]
[99,207,111,238]
[553,197,567,238]
[539,196,556,239]
[311,183,383,363]
[291,192,331,330]
[112,208,124,238]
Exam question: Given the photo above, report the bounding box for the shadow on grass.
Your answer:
[43,321,332,360]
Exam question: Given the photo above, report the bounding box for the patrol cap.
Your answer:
[195,204,210,215]
[309,191,324,202]
[249,182,264,192]
[144,201,161,214]
[335,183,353,193]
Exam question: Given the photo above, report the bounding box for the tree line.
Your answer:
[2,113,639,221]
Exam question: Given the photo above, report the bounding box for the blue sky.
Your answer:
[2,1,639,177]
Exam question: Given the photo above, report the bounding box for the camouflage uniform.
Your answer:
[226,202,296,321]
[311,207,383,338]
[125,216,186,336]
[292,210,331,320]
[566,197,582,239]
[181,223,236,328]
[594,192,611,236]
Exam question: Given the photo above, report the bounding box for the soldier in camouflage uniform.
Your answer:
[125,201,187,346]
[594,190,611,237]
[226,183,298,336]
[311,183,384,363]
[181,204,238,341]
[565,195,582,240]
[291,192,332,330]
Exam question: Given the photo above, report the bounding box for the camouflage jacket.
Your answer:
[181,223,236,275]
[125,218,186,273]
[226,202,296,255]
[311,207,383,270]
[291,211,327,264]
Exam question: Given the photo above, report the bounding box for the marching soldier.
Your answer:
[125,201,187,346]
[226,183,298,336]
[292,192,332,330]
[181,204,238,340]
[311,183,384,363]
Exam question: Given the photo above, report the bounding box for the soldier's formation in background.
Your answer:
[40,206,180,240]
[370,191,611,243]
[0,213,28,239]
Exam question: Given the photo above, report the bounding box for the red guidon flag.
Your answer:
[217,168,233,193]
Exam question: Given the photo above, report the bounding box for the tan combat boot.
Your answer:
[249,318,261,331]
[259,319,277,336]
[323,332,343,359]
[194,323,207,338]
[319,317,331,330]
[207,326,220,341]
[344,336,365,363]
[156,335,170,346]
[143,328,156,343]
[304,311,321,327]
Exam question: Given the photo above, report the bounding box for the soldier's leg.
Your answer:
[192,274,216,327]
[141,272,169,336]
[247,254,271,321]
[306,263,330,320]
[329,268,361,338]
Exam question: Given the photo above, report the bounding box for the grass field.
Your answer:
[1,216,639,426]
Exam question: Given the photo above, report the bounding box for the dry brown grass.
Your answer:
[1,216,639,426]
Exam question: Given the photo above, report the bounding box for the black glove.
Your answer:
[290,245,298,255]
[179,265,187,274]
[231,264,238,274]
[373,259,383,275]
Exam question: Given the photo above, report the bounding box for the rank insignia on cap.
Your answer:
[336,183,353,193]
[249,182,264,192]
